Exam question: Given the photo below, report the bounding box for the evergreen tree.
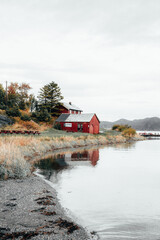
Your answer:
[0,84,6,109]
[38,81,63,113]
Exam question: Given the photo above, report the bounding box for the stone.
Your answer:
[0,114,12,127]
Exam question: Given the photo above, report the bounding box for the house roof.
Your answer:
[56,113,100,123]
[62,102,83,112]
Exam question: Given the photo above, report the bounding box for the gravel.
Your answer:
[0,175,98,240]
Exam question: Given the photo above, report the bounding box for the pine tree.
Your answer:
[38,81,63,113]
[0,84,6,109]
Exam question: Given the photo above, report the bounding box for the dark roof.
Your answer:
[62,102,83,112]
[56,113,100,123]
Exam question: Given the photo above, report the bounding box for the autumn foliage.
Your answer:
[112,124,136,138]
[0,81,64,130]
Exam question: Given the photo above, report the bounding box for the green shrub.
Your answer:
[19,100,26,110]
[31,109,51,122]
[6,107,21,117]
[0,104,6,110]
[112,124,131,132]
[31,112,38,118]
[118,125,130,132]
[112,124,120,130]
[122,128,136,138]
[38,109,51,122]
[21,114,31,121]
[53,122,61,130]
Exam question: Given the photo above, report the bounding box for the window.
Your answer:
[64,123,72,127]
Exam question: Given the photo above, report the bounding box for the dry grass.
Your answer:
[0,109,6,115]
[4,120,51,131]
[0,130,141,180]
[0,139,31,179]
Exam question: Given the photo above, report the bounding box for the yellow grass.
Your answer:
[4,120,51,131]
[0,109,6,115]
[0,131,141,179]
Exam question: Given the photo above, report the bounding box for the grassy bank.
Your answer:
[0,129,143,180]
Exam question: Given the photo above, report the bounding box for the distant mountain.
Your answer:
[100,117,160,131]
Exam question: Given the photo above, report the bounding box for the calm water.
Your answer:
[36,139,160,240]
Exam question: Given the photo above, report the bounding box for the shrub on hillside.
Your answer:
[118,125,130,132]
[19,100,26,110]
[31,109,51,122]
[38,109,51,122]
[122,128,136,138]
[21,114,31,121]
[0,104,6,110]
[112,124,131,132]
[31,112,38,118]
[6,107,21,117]
[112,124,120,130]
[53,122,61,130]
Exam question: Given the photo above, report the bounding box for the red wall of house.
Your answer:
[89,115,100,134]
[61,107,70,114]
[89,150,99,166]
[61,108,81,114]
[60,122,86,132]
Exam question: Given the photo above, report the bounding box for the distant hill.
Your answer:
[100,117,160,131]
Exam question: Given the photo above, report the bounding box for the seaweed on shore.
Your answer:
[0,230,39,240]
[54,218,79,234]
[31,208,56,216]
[0,227,57,240]
[35,196,55,206]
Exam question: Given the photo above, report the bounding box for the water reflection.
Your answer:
[35,155,68,181]
[36,148,100,181]
[36,143,135,182]
[111,142,136,151]
[36,141,158,240]
[67,149,99,166]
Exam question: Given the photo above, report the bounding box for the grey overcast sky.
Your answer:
[0,0,160,121]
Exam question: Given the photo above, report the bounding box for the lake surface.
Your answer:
[36,139,160,239]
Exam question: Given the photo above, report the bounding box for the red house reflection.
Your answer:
[71,149,99,166]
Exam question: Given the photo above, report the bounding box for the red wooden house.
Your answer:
[58,102,83,114]
[56,113,100,134]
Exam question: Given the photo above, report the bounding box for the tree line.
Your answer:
[0,81,63,122]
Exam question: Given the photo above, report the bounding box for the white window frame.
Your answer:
[64,123,72,127]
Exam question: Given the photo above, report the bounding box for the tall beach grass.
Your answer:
[0,132,143,180]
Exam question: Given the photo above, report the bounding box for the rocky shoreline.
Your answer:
[0,175,98,240]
